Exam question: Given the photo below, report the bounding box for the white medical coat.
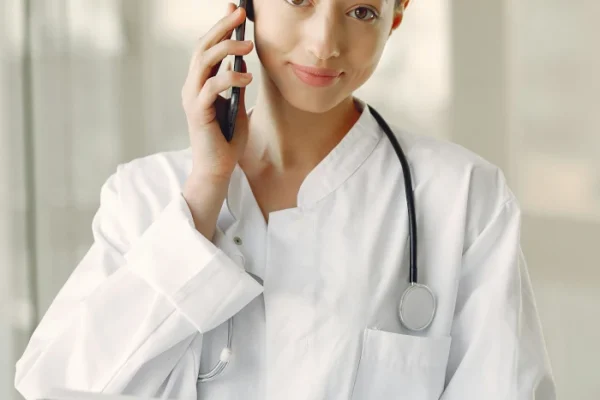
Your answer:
[15,99,556,400]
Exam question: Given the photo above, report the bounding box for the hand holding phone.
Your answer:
[180,2,253,182]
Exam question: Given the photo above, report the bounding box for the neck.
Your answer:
[240,89,362,178]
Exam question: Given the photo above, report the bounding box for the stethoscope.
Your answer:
[198,104,436,382]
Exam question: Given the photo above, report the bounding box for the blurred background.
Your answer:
[1,0,598,399]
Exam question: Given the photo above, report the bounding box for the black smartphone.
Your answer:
[221,0,249,142]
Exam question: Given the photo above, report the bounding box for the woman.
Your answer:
[15,1,556,399]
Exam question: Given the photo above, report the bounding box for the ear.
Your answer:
[389,0,409,36]
[246,0,255,22]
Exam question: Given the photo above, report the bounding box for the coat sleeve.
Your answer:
[14,164,264,400]
[440,197,557,400]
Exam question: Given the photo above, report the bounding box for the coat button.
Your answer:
[233,236,243,245]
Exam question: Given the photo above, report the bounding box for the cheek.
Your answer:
[253,22,296,66]
[252,1,298,53]
[345,64,377,91]
[345,40,385,82]
[254,35,280,73]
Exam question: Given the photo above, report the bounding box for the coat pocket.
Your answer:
[350,328,452,400]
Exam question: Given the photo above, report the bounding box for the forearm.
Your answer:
[182,173,230,241]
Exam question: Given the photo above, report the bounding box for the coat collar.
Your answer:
[224,96,384,223]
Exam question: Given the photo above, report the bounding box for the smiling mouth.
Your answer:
[290,64,342,87]
[289,63,341,77]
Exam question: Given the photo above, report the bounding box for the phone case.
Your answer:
[222,0,248,142]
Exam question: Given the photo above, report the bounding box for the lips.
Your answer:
[290,63,342,87]
[290,63,341,77]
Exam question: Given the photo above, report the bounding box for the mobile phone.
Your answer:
[221,0,249,142]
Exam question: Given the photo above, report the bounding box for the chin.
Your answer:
[260,60,353,113]
[286,94,342,114]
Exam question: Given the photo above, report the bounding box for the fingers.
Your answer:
[195,4,246,63]
[219,59,233,97]
[187,18,235,76]
[196,69,253,111]
[190,39,253,94]
[181,3,251,103]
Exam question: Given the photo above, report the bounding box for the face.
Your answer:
[251,0,404,113]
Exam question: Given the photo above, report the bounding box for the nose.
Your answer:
[305,11,341,60]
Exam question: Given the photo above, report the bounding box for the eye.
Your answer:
[349,7,379,21]
[283,0,379,22]
[284,0,309,6]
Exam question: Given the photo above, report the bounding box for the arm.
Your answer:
[15,165,263,400]
[441,198,556,399]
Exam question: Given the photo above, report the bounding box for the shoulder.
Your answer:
[387,125,515,202]
[117,147,192,197]
[388,125,521,247]
[100,147,193,238]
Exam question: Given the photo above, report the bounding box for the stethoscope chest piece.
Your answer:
[398,283,436,331]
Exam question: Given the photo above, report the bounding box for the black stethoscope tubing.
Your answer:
[368,105,418,284]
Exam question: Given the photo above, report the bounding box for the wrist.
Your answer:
[187,169,232,186]
[182,174,230,240]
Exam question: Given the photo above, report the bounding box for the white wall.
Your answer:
[452,1,600,398]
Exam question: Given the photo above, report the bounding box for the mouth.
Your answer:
[290,63,341,77]
[290,63,342,87]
